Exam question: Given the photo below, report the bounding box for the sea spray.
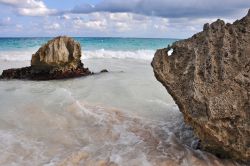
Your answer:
[0,49,156,62]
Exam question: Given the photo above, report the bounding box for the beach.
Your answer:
[0,38,242,165]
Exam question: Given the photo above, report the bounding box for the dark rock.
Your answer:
[152,10,250,162]
[0,67,31,79]
[203,23,210,31]
[100,69,108,73]
[0,36,92,80]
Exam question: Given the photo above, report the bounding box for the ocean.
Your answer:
[0,37,176,61]
[0,38,241,166]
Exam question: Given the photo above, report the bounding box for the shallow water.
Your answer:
[0,58,243,166]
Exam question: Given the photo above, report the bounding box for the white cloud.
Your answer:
[69,12,172,36]
[44,23,61,30]
[109,13,133,21]
[115,22,130,32]
[18,7,56,16]
[72,12,147,32]
[62,15,70,20]
[153,18,169,31]
[58,15,71,20]
[0,0,57,16]
[73,18,107,31]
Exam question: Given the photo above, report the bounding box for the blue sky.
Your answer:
[0,0,249,38]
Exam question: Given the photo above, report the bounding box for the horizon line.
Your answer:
[0,36,182,40]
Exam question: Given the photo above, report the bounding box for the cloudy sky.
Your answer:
[0,0,249,38]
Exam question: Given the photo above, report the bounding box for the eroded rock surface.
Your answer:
[1,36,92,80]
[152,10,250,162]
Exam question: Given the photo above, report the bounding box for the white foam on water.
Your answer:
[83,49,155,60]
[0,49,155,61]
[0,48,38,61]
[0,130,48,166]
[0,58,243,166]
[0,91,241,166]
[60,88,100,118]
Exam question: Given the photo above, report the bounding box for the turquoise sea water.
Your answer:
[0,37,177,51]
[0,37,178,61]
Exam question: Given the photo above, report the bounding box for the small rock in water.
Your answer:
[0,36,92,80]
[100,69,108,73]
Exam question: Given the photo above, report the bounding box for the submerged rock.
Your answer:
[0,36,92,80]
[152,10,250,162]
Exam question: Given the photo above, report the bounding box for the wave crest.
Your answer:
[0,49,155,61]
[84,49,155,60]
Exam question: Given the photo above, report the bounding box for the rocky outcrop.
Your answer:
[0,36,92,80]
[152,10,250,162]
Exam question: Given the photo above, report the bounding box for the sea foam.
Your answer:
[0,49,155,61]
[83,49,155,60]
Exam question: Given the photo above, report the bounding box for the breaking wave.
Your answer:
[0,49,156,61]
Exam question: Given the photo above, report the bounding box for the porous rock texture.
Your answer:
[152,10,250,162]
[0,36,92,80]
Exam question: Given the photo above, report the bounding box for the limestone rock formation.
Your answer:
[31,36,82,69]
[152,10,250,162]
[1,36,92,80]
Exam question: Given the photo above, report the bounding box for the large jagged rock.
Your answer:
[152,10,250,162]
[0,36,92,80]
[31,36,82,69]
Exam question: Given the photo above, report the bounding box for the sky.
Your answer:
[0,0,249,38]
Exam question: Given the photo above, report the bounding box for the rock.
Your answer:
[152,10,250,162]
[100,69,108,73]
[0,36,92,80]
[1,67,31,79]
